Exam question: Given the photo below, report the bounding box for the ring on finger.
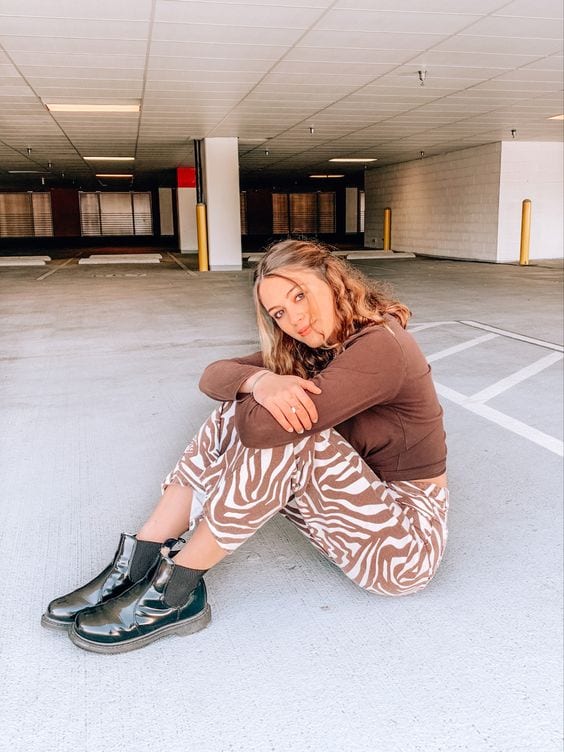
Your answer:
[290,405,298,414]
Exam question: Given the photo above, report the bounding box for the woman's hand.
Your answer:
[250,372,322,433]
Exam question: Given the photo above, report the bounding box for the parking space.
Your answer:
[1,256,562,752]
[411,320,563,455]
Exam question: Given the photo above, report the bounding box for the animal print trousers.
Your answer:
[162,401,449,596]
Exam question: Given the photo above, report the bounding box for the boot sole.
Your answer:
[41,612,73,631]
[68,604,212,654]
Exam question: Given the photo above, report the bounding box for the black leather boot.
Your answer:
[41,534,180,631]
[68,552,211,654]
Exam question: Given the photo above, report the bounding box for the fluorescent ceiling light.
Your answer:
[45,103,139,113]
[238,138,267,143]
[548,114,564,120]
[8,170,42,173]
[84,156,135,161]
[95,173,133,178]
[329,158,377,163]
[309,174,345,178]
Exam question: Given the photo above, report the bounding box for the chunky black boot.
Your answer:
[41,534,181,631]
[68,552,211,654]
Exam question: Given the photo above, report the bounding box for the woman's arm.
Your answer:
[198,352,265,402]
[235,326,407,448]
[199,352,322,432]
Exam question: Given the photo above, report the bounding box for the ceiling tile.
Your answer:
[155,2,324,28]
[0,17,150,39]
[299,30,446,50]
[493,0,563,19]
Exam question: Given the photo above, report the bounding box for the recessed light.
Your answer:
[84,156,135,161]
[548,114,564,120]
[309,174,345,178]
[45,103,139,113]
[95,173,133,178]
[329,158,377,163]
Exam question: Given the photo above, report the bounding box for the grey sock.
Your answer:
[130,539,162,581]
[163,564,207,608]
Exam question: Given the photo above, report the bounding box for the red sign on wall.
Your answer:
[176,167,196,188]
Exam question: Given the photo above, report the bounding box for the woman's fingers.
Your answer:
[265,402,299,433]
[298,378,322,394]
[294,394,317,427]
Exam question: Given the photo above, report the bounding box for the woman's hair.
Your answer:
[253,238,410,377]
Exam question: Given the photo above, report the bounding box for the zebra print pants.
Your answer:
[162,401,449,596]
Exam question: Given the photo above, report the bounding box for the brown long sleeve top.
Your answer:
[199,316,447,482]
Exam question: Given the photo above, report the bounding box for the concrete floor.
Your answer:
[1,254,562,752]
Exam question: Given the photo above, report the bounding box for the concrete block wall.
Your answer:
[497,141,563,262]
[364,142,502,262]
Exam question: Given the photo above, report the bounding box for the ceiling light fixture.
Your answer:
[548,114,564,120]
[309,174,344,178]
[45,103,139,113]
[95,173,133,178]
[8,170,42,173]
[330,158,377,163]
[84,156,135,161]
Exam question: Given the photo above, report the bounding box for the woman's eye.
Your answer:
[273,310,284,320]
[295,292,304,302]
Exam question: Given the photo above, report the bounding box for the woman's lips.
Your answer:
[297,325,312,336]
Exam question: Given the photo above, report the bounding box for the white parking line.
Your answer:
[435,382,564,457]
[426,333,498,363]
[469,352,563,403]
[409,321,458,333]
[167,252,197,276]
[461,320,563,353]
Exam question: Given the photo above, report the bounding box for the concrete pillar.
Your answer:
[176,167,197,253]
[345,187,358,233]
[203,137,242,270]
[158,187,174,236]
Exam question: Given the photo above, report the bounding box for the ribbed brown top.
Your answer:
[199,317,447,482]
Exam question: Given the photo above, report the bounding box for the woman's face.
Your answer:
[258,267,337,348]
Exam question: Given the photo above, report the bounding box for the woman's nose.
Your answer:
[289,308,304,326]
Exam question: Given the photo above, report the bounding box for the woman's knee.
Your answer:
[351,566,435,597]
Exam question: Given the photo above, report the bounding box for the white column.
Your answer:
[203,137,242,270]
[177,187,197,253]
[345,187,358,233]
[158,187,174,236]
[497,141,564,262]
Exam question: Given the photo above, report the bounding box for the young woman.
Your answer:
[42,239,448,654]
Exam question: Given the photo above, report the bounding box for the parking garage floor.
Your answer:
[1,254,562,752]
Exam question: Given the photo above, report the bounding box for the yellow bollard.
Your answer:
[519,199,531,266]
[383,207,392,251]
[196,203,209,272]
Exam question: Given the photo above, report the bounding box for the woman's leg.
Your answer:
[280,430,449,596]
[136,484,194,543]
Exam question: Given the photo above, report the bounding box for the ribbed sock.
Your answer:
[163,564,207,608]
[130,539,162,581]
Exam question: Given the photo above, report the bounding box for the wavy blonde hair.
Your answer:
[253,239,410,377]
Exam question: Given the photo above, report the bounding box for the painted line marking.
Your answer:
[435,382,563,457]
[409,321,457,332]
[426,333,498,363]
[167,252,197,277]
[461,320,563,352]
[36,255,79,281]
[469,351,563,403]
